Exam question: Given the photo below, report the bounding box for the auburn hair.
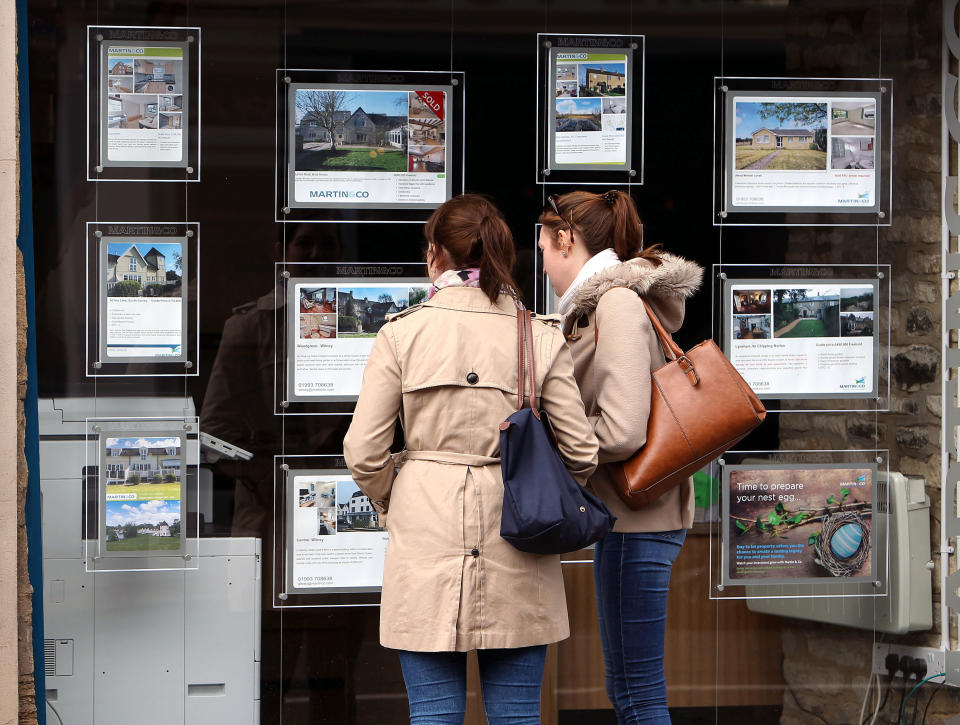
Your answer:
[424,194,519,303]
[538,190,661,264]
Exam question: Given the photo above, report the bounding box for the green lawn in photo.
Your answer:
[105,534,181,551]
[312,148,406,172]
[735,148,775,169]
[339,332,378,338]
[763,149,827,170]
[777,319,827,337]
[105,482,180,500]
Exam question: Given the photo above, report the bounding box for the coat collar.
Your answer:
[423,286,520,316]
[564,253,703,322]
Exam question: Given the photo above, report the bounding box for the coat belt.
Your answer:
[405,450,500,466]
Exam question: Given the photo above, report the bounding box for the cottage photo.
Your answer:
[773,287,840,338]
[105,500,182,552]
[336,479,385,532]
[830,136,874,169]
[732,288,772,315]
[133,58,183,94]
[577,62,626,96]
[298,479,336,508]
[104,436,182,500]
[337,286,411,337]
[295,89,409,172]
[556,97,602,132]
[841,311,874,337]
[831,101,876,135]
[732,314,771,340]
[734,101,827,170]
[840,287,874,312]
[106,242,183,298]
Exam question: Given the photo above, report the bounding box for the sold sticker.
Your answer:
[414,90,444,121]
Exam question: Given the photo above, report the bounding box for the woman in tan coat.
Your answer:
[538,190,702,725]
[343,194,599,724]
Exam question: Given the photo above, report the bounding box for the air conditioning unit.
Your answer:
[746,471,932,634]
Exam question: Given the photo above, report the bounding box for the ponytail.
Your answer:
[477,213,517,302]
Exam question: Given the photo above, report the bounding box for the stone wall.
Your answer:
[777,1,960,722]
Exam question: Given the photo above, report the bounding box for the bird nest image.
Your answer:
[813,511,870,577]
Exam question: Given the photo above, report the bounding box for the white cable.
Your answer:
[869,673,883,725]
[859,672,876,725]
[47,699,65,725]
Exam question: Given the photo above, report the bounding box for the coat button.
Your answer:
[470,548,479,557]
[466,372,479,385]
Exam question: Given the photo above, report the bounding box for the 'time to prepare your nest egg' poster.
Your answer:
[723,464,876,584]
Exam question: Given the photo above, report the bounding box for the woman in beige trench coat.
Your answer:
[343,194,599,725]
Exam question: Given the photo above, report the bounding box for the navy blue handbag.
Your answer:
[499,309,615,555]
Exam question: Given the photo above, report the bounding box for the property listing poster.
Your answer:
[292,87,450,206]
[290,474,387,590]
[729,95,878,209]
[552,51,629,167]
[103,240,184,359]
[104,45,185,163]
[290,280,429,399]
[724,465,874,583]
[726,281,876,398]
[103,435,183,554]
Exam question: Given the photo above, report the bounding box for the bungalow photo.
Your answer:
[337,286,411,337]
[336,479,385,533]
[106,242,183,298]
[734,101,827,171]
[104,436,181,501]
[294,89,409,173]
[732,289,772,315]
[773,287,840,338]
[577,62,626,97]
[556,97,602,132]
[105,500,182,552]
[298,479,336,508]
[733,314,771,340]
[133,58,183,94]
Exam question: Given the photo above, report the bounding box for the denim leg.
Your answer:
[396,650,468,725]
[594,530,686,725]
[476,645,547,725]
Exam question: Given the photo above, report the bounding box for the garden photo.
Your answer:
[294,88,409,172]
[556,97,602,132]
[105,500,182,552]
[336,479,385,532]
[734,100,827,170]
[106,242,183,298]
[337,286,412,337]
[103,436,181,500]
[773,287,840,338]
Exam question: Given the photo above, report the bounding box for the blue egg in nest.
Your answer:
[829,523,863,560]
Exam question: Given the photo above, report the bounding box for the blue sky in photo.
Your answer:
[340,286,411,305]
[556,97,602,115]
[336,479,361,506]
[735,101,827,136]
[106,500,181,527]
[108,242,183,273]
[577,63,626,86]
[107,437,180,450]
[295,89,408,122]
[108,58,133,73]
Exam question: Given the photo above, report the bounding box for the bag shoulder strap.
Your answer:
[516,309,539,413]
[593,288,683,362]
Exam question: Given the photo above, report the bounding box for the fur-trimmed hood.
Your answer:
[565,253,703,333]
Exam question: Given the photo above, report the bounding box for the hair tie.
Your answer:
[601,190,619,207]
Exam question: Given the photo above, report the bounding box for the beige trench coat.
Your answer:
[562,254,703,533]
[343,286,599,652]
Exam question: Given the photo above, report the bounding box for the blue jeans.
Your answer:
[594,530,686,725]
[397,645,547,724]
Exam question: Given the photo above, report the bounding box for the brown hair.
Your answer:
[538,190,661,264]
[424,194,519,302]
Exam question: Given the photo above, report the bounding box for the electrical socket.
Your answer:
[873,644,945,679]
[945,650,960,688]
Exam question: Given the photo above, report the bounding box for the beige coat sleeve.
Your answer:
[538,329,599,485]
[592,288,653,464]
[343,324,403,513]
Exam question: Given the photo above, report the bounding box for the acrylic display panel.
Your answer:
[276,261,429,415]
[276,69,465,223]
[713,77,892,226]
[707,449,889,601]
[713,264,890,412]
[273,455,383,608]
[84,417,200,573]
[87,25,200,182]
[86,222,199,377]
[536,33,644,186]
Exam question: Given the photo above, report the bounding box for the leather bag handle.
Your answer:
[516,309,539,414]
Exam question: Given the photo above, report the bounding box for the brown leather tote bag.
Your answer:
[600,297,766,510]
